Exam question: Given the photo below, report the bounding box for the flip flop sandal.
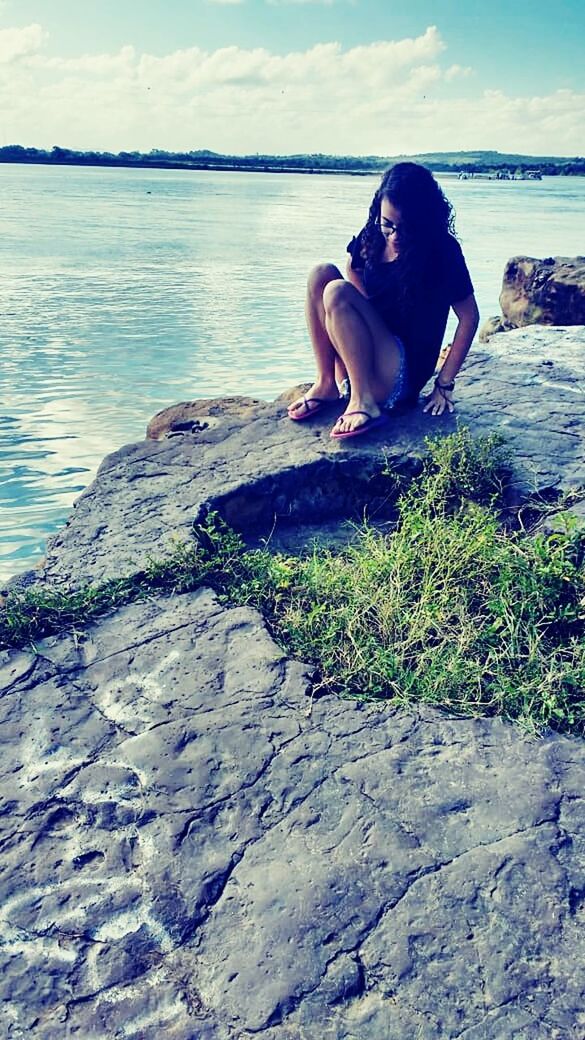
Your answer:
[287,396,333,422]
[330,410,388,440]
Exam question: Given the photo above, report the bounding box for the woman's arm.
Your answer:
[423,293,480,416]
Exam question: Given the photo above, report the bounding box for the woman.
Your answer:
[287,162,479,439]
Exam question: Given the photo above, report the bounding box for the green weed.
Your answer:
[2,429,583,737]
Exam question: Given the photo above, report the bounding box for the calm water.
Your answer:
[1,164,585,583]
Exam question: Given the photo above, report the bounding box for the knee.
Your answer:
[322,278,352,316]
[307,263,341,302]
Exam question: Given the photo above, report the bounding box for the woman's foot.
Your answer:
[331,397,382,435]
[330,410,388,440]
[287,381,340,420]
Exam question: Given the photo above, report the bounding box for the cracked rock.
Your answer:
[2,331,585,1038]
[1,591,585,1039]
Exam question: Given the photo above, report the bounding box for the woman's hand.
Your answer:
[423,293,478,416]
[423,383,454,416]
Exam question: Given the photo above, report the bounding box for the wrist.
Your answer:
[435,376,455,392]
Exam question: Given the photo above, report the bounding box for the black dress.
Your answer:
[347,231,474,396]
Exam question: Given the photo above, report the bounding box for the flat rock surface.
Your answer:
[1,590,585,1039]
[2,326,585,1039]
[10,324,584,594]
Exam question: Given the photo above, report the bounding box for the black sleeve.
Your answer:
[444,236,474,302]
[347,228,366,270]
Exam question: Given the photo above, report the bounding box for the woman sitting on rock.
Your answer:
[287,162,479,439]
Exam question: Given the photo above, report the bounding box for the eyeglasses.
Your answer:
[378,219,400,237]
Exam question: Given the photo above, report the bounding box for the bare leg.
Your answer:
[288,264,346,417]
[323,280,402,434]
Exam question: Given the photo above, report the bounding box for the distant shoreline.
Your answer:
[0,158,376,176]
[1,146,584,178]
[2,158,583,178]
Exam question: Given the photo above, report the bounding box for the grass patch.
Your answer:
[2,428,584,736]
[0,531,243,652]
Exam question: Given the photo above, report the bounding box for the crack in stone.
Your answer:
[256,807,566,1035]
[174,728,303,848]
[1,917,108,949]
[0,658,43,696]
[51,611,222,674]
[182,766,564,1035]
[450,990,554,1039]
[82,693,138,738]
[262,808,565,1040]
[181,750,568,1021]
[175,718,420,866]
[367,812,563,936]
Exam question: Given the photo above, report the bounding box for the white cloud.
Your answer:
[39,45,136,76]
[0,23,45,63]
[445,63,472,82]
[0,22,582,157]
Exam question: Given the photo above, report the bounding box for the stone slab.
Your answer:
[1,591,584,1039]
[6,325,582,596]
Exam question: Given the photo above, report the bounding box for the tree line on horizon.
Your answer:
[1,144,584,176]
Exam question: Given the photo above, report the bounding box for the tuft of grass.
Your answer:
[2,428,584,737]
[422,426,511,507]
[257,496,584,734]
[0,523,243,651]
[232,428,584,734]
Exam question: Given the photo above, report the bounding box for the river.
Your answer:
[1,163,584,583]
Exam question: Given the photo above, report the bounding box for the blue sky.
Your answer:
[0,0,583,156]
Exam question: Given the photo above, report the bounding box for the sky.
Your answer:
[0,0,583,157]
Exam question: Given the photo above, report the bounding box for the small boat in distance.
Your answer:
[458,168,543,181]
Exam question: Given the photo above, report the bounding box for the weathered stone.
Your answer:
[479,314,512,342]
[146,387,317,441]
[1,590,585,1039]
[147,395,270,441]
[480,256,585,338]
[8,325,584,596]
[2,325,585,1038]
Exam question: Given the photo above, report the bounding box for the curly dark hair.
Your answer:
[361,162,456,303]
